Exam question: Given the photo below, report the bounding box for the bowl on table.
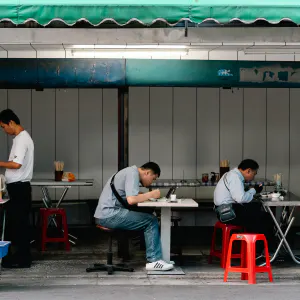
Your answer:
[149,197,167,202]
[271,192,281,199]
[260,192,272,199]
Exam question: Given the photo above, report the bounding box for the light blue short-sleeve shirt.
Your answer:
[214,168,256,206]
[94,165,140,219]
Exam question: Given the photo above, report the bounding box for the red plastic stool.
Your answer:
[40,208,70,251]
[224,233,273,284]
[208,221,243,268]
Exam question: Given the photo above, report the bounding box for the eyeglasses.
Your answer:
[251,170,258,175]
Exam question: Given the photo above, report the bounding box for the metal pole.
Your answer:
[117,87,130,260]
[118,87,129,171]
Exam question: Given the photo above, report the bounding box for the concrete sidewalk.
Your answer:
[1,256,300,287]
[3,283,300,300]
[1,227,299,287]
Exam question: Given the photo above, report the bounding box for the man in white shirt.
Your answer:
[0,109,34,268]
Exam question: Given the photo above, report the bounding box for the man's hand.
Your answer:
[150,189,161,199]
[127,189,161,205]
[254,184,263,194]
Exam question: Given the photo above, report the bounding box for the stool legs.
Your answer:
[224,234,273,284]
[40,208,70,251]
[209,222,243,268]
[263,237,273,282]
[247,242,256,284]
[241,240,248,281]
[61,212,71,251]
[107,235,113,265]
[208,225,217,264]
[86,232,134,275]
[221,226,230,269]
[223,238,233,282]
[41,209,48,251]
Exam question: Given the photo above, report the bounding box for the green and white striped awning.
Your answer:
[1,0,300,26]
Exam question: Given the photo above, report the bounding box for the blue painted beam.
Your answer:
[0,59,125,88]
[1,59,300,88]
[126,60,300,87]
[38,59,125,87]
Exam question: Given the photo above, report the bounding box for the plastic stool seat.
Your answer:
[96,225,114,232]
[209,221,243,268]
[40,208,70,251]
[224,233,273,284]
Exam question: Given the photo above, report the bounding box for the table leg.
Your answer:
[265,205,300,264]
[259,216,294,266]
[41,187,52,208]
[56,188,69,208]
[161,207,171,263]
[1,209,5,241]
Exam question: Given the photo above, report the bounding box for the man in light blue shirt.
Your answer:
[94,162,174,271]
[214,159,273,248]
[214,161,260,206]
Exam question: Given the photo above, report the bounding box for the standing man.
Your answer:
[94,162,174,271]
[0,109,34,268]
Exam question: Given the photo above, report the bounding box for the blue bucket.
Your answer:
[0,241,11,259]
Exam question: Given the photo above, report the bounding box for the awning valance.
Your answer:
[1,1,300,26]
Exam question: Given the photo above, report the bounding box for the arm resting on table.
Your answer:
[127,191,156,205]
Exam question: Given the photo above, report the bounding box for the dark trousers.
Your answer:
[219,202,275,252]
[3,181,32,264]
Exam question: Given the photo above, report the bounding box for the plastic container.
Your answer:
[0,241,11,259]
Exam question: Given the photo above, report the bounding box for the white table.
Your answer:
[138,198,198,263]
[260,192,300,264]
[31,179,93,244]
[0,198,9,241]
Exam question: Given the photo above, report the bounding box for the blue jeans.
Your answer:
[96,209,162,262]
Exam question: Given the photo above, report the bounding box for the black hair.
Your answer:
[140,162,161,177]
[238,159,259,171]
[0,109,20,125]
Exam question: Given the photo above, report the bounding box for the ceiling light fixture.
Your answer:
[70,48,188,59]
[69,44,188,50]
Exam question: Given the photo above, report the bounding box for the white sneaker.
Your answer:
[146,260,174,271]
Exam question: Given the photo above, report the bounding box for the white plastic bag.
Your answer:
[0,175,6,199]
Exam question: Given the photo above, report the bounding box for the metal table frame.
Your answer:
[31,179,93,244]
[261,192,300,264]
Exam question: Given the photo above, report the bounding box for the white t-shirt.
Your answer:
[5,130,34,184]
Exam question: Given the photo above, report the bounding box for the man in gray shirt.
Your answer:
[94,162,174,271]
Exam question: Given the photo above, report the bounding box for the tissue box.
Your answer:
[0,241,10,259]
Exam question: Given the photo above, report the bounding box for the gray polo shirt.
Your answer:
[94,165,140,219]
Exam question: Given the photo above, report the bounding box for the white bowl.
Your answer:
[149,198,157,201]
[261,192,272,198]
[271,192,281,198]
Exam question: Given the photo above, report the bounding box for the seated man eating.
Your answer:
[214,159,274,253]
[94,162,173,271]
